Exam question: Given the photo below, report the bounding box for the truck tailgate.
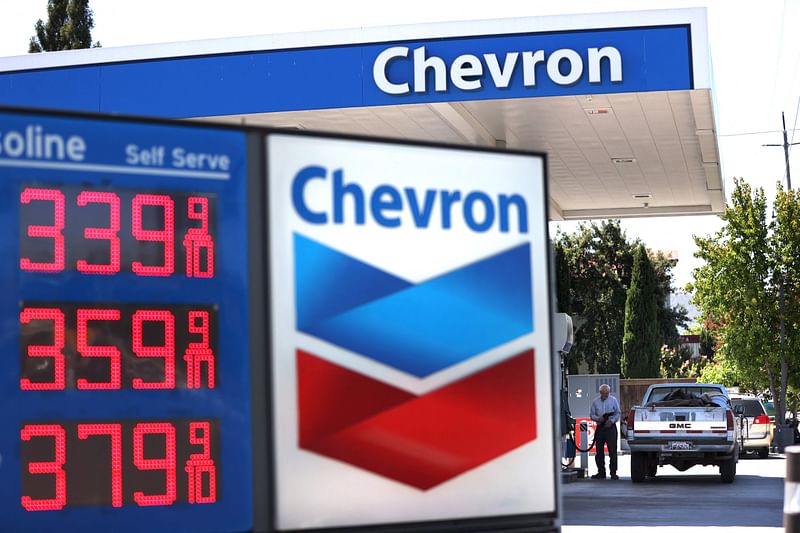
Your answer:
[633,407,729,436]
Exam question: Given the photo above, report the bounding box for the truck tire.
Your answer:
[759,447,769,459]
[631,452,646,483]
[720,458,736,483]
[647,459,657,477]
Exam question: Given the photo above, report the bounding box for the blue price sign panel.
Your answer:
[0,110,253,532]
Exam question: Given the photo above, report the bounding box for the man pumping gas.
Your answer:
[590,383,621,480]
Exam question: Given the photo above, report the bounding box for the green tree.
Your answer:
[554,241,579,375]
[660,344,707,379]
[699,327,716,358]
[556,220,686,374]
[691,178,800,427]
[30,0,99,52]
[622,244,661,377]
[557,220,633,373]
[652,252,689,347]
[699,351,749,388]
[773,184,800,413]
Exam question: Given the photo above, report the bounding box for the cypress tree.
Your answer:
[622,244,661,377]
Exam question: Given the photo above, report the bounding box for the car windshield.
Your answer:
[731,399,765,417]
[647,387,725,402]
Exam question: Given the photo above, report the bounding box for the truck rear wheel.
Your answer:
[631,452,646,483]
[720,458,736,483]
[759,447,769,459]
[647,459,657,477]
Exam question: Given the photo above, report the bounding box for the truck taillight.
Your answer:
[627,409,635,431]
[754,414,770,425]
[727,410,735,430]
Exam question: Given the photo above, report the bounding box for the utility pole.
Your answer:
[764,112,800,451]
[763,111,798,188]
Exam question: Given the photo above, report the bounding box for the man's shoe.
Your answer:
[590,473,606,479]
[610,474,619,480]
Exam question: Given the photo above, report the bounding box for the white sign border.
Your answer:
[264,129,560,532]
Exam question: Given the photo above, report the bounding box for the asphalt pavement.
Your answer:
[562,451,785,532]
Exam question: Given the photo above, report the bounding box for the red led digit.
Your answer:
[76,191,121,275]
[132,423,177,507]
[20,424,67,511]
[76,308,122,390]
[20,307,65,391]
[185,422,216,504]
[19,188,65,273]
[132,310,176,389]
[184,311,215,389]
[183,196,215,278]
[131,194,175,277]
[77,424,123,508]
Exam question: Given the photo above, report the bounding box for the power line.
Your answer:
[791,96,800,148]
[719,128,800,137]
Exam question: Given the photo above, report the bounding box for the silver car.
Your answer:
[729,394,773,458]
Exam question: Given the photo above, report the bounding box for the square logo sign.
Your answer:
[267,133,555,530]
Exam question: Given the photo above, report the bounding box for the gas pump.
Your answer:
[554,313,574,436]
[553,313,584,478]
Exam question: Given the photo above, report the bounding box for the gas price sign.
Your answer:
[0,110,254,532]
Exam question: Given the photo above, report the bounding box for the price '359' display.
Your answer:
[20,303,217,390]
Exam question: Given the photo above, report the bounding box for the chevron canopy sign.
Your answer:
[267,133,555,531]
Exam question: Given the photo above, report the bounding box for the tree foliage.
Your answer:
[622,244,662,377]
[661,344,708,379]
[30,0,99,52]
[699,327,716,358]
[555,220,687,375]
[554,241,571,314]
[652,252,688,347]
[690,178,800,424]
[699,351,749,388]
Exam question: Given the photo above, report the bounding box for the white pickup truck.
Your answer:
[624,383,742,483]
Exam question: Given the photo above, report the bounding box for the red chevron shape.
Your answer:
[297,349,536,490]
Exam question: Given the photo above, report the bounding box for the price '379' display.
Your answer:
[20,420,219,510]
[19,186,216,278]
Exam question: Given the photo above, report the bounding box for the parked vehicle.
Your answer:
[729,394,773,458]
[762,399,776,424]
[625,383,741,483]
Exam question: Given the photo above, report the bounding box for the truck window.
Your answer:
[648,387,724,402]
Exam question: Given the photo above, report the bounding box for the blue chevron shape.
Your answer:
[294,233,412,330]
[294,233,533,377]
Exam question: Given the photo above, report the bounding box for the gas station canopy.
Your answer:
[0,8,723,220]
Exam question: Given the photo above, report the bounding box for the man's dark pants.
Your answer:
[594,424,618,476]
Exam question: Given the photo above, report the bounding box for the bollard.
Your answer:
[580,421,589,477]
[785,446,800,531]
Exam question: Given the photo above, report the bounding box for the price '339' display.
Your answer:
[19,186,216,278]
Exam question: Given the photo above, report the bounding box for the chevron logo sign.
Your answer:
[294,234,537,489]
[267,133,554,529]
